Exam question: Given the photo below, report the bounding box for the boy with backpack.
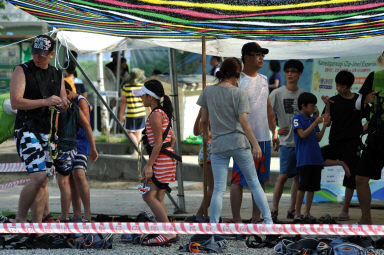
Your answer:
[292,92,349,222]
[321,70,362,221]
[56,83,98,221]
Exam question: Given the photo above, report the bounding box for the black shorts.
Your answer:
[357,133,384,180]
[151,176,171,193]
[298,165,323,192]
[321,140,360,189]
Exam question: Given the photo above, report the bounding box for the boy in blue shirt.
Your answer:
[292,92,329,222]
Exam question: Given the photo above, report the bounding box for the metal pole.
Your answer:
[168,48,186,213]
[201,36,208,218]
[96,53,110,134]
[114,51,121,135]
[115,51,121,92]
[93,92,101,136]
[68,51,180,211]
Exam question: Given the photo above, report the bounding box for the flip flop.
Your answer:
[142,234,179,246]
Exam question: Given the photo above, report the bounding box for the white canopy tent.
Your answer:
[57,30,384,59]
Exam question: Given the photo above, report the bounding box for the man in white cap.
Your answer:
[355,51,384,224]
[10,34,69,223]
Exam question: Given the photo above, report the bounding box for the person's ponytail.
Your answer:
[144,79,174,121]
[162,95,174,121]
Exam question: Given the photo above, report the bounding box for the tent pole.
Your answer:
[68,51,182,211]
[201,36,208,218]
[115,51,121,92]
[168,48,186,213]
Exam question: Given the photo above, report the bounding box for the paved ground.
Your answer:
[1,139,384,225]
[0,182,374,224]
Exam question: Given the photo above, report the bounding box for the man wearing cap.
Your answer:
[10,34,69,223]
[230,42,279,224]
[355,51,384,225]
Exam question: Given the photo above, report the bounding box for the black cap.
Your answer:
[31,35,55,57]
[241,42,269,56]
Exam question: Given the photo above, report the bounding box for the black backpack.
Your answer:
[360,94,384,171]
[56,102,79,152]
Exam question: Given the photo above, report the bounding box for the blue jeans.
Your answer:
[210,149,272,224]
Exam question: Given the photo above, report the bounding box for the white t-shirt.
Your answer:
[238,72,270,142]
[270,86,304,147]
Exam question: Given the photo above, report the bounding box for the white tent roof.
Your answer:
[57,31,384,59]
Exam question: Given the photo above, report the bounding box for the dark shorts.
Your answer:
[357,133,384,180]
[55,149,77,176]
[231,141,271,185]
[150,176,171,193]
[321,141,360,189]
[124,116,145,132]
[298,165,322,192]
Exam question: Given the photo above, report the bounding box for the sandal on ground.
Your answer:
[337,212,350,221]
[293,215,304,223]
[287,209,295,219]
[304,213,317,223]
[271,211,278,222]
[142,234,179,246]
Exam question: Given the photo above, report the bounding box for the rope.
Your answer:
[48,106,58,160]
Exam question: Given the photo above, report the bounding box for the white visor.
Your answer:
[133,85,160,100]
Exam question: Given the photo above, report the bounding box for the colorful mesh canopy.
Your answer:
[8,0,384,41]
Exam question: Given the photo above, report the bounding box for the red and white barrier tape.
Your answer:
[1,222,383,236]
[0,179,30,190]
[0,163,26,173]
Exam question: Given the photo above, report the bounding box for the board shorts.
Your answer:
[73,153,88,172]
[198,143,212,167]
[15,129,55,177]
[55,149,77,176]
[231,141,271,185]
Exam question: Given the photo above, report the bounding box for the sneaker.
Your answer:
[287,209,295,219]
[271,211,278,222]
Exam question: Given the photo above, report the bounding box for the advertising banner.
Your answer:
[310,54,384,202]
[314,166,384,203]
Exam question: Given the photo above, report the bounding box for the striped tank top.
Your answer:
[121,83,146,118]
[145,108,176,183]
